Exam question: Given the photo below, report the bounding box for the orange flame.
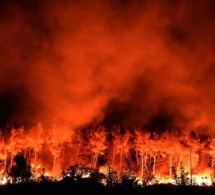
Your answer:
[0,124,214,186]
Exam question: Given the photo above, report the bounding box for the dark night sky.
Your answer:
[0,0,215,133]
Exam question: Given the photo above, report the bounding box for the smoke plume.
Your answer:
[0,0,215,133]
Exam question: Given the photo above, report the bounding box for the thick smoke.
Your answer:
[0,0,215,133]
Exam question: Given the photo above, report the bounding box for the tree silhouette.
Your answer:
[10,154,31,182]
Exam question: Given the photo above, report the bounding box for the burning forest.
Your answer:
[1,0,215,194]
[0,124,214,188]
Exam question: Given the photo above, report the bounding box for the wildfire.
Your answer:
[0,124,214,187]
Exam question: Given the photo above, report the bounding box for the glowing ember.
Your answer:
[0,177,8,185]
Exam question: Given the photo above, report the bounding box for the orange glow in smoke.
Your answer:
[0,0,215,187]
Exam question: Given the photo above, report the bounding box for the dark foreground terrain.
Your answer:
[0,180,215,195]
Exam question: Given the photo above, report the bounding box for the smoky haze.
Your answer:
[0,0,215,133]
